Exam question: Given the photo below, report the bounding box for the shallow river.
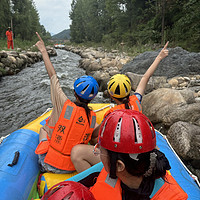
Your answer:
[0,49,106,137]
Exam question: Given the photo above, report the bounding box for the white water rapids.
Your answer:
[0,49,106,137]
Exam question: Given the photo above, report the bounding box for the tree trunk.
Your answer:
[161,0,166,45]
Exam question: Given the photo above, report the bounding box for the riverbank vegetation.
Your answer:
[69,0,200,52]
[0,0,51,51]
[67,40,158,57]
[1,0,199,54]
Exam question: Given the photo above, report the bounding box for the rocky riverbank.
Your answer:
[0,46,57,77]
[56,44,200,180]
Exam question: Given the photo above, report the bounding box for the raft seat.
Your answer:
[38,171,78,197]
[38,162,104,197]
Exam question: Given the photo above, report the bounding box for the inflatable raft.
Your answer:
[0,103,200,200]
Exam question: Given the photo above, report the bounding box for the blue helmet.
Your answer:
[74,75,99,100]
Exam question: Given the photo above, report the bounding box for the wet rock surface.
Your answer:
[0,46,57,77]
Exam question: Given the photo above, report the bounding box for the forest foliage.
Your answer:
[69,0,200,52]
[0,0,50,42]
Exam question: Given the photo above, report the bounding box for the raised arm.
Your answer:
[35,32,56,78]
[135,41,169,96]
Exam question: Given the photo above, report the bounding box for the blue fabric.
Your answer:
[150,178,165,198]
[40,117,48,126]
[66,162,103,182]
[0,129,39,200]
[134,92,142,103]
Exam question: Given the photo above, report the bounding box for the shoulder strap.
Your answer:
[45,117,55,129]
[45,99,72,129]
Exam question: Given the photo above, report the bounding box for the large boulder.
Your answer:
[121,47,200,78]
[86,61,102,74]
[1,56,12,66]
[92,71,110,91]
[141,88,200,128]
[167,121,200,165]
[126,72,169,93]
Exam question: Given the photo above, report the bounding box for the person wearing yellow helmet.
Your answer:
[71,42,169,173]
[105,73,142,115]
[105,41,169,117]
[107,74,132,99]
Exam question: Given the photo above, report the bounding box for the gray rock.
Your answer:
[1,57,12,66]
[168,121,200,162]
[92,71,110,91]
[121,47,200,78]
[141,88,199,126]
[160,103,200,127]
[0,51,8,58]
[0,62,4,68]
[7,51,19,57]
[87,61,102,72]
[127,72,168,93]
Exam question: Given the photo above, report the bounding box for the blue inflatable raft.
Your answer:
[0,104,199,200]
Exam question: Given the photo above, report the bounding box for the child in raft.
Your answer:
[87,110,188,200]
[48,110,187,200]
[71,42,169,173]
[34,32,100,173]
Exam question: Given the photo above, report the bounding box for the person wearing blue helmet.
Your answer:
[34,32,100,173]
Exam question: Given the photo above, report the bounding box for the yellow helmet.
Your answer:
[107,74,131,98]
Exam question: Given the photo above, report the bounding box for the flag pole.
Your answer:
[11,17,14,49]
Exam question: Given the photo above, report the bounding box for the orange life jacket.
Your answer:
[35,99,96,171]
[104,95,142,118]
[6,31,13,41]
[90,168,188,200]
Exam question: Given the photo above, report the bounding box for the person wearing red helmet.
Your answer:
[89,110,188,200]
[41,181,95,200]
[34,32,100,173]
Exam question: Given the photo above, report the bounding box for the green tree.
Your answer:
[70,0,86,43]
[70,0,107,43]
[169,0,200,51]
[70,0,200,51]
[0,0,11,39]
[12,0,42,40]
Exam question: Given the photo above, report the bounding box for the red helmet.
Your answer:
[41,181,95,200]
[99,109,156,154]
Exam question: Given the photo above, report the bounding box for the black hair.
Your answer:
[114,94,131,109]
[107,150,118,179]
[74,91,92,125]
[107,149,171,180]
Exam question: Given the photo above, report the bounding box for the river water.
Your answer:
[0,49,106,137]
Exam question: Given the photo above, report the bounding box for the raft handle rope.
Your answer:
[41,104,115,115]
[41,108,53,116]
[157,129,200,188]
[93,103,115,113]
[0,134,10,145]
[8,151,20,167]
